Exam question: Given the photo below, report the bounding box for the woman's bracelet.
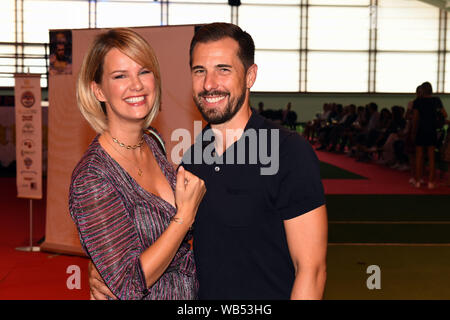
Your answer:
[170,216,193,231]
[170,216,184,225]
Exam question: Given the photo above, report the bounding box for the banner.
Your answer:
[41,25,199,255]
[14,74,42,199]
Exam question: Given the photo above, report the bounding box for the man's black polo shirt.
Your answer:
[182,111,325,299]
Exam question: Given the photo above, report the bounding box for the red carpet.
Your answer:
[0,149,449,299]
[0,178,90,300]
[317,150,450,195]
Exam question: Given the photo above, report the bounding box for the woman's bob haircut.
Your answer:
[77,28,161,133]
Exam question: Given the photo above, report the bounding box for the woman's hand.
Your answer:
[88,260,117,300]
[174,166,206,228]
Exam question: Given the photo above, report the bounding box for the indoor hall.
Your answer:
[1,0,450,302]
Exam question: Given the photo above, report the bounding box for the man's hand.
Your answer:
[88,260,117,300]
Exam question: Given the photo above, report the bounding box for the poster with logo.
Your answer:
[49,30,72,75]
[14,74,42,199]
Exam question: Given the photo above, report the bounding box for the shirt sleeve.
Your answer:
[69,167,148,300]
[275,133,326,220]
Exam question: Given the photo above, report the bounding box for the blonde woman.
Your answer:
[69,28,205,299]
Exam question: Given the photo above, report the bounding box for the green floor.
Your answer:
[318,162,450,299]
[319,162,366,180]
[326,195,450,222]
[324,245,450,299]
[326,195,450,243]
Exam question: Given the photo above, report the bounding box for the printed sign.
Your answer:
[14,74,42,199]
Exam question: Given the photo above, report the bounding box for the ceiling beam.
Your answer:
[418,0,450,10]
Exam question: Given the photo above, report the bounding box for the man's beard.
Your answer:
[194,85,247,125]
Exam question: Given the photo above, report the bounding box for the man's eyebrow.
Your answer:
[191,64,233,70]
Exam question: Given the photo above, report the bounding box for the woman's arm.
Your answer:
[138,167,205,288]
[70,168,148,299]
[70,166,205,299]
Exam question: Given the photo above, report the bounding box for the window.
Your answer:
[309,0,369,4]
[0,0,448,93]
[239,5,300,50]
[0,0,15,42]
[0,44,15,87]
[308,6,369,51]
[96,1,160,28]
[445,53,450,92]
[253,51,299,92]
[307,52,368,92]
[377,0,438,51]
[23,0,89,43]
[376,52,437,93]
[168,3,230,25]
[239,4,300,91]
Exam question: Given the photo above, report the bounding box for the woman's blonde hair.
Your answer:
[77,28,161,133]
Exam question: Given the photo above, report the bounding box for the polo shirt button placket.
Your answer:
[214,166,220,172]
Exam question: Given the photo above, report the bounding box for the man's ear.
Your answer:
[90,81,106,102]
[246,64,258,89]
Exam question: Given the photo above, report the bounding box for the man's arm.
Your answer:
[88,260,116,300]
[284,204,328,300]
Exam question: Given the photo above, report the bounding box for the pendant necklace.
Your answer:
[105,131,145,177]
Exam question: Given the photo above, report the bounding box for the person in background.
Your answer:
[406,85,423,185]
[412,81,448,189]
[440,119,450,187]
[282,102,298,130]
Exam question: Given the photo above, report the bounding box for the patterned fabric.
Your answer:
[69,134,197,300]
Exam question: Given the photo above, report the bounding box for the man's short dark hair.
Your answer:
[368,102,378,112]
[189,22,255,71]
[421,81,433,95]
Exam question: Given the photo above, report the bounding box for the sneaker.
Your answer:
[390,163,400,169]
[408,177,416,185]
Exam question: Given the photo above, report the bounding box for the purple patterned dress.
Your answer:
[69,134,197,300]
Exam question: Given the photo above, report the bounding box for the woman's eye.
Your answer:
[113,74,125,79]
[140,69,151,75]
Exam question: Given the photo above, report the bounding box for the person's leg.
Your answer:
[447,161,450,187]
[408,153,416,184]
[415,146,424,186]
[427,145,436,188]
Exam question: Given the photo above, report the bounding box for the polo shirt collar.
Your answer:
[200,108,264,147]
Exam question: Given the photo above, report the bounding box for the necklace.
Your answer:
[111,135,144,149]
[104,132,145,177]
